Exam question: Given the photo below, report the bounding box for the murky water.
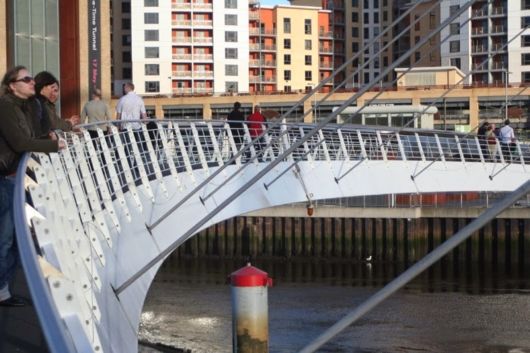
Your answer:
[139,258,530,353]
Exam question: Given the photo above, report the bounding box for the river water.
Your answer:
[139,257,530,353]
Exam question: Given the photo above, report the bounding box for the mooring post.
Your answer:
[230,263,273,353]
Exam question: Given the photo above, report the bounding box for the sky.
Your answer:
[259,0,290,5]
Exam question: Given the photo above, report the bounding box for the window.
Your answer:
[284,54,291,65]
[524,0,530,10]
[225,0,237,9]
[122,35,131,45]
[352,42,358,52]
[414,15,420,30]
[414,52,420,62]
[121,2,130,13]
[450,23,460,35]
[225,48,238,59]
[145,0,158,6]
[450,58,461,69]
[145,47,159,58]
[225,64,238,76]
[225,31,238,42]
[364,28,369,39]
[352,12,358,22]
[364,13,369,23]
[305,55,312,65]
[145,81,160,93]
[144,13,159,24]
[522,35,530,47]
[374,12,379,23]
[284,70,291,81]
[284,18,291,33]
[226,81,238,92]
[122,68,132,79]
[145,64,159,75]
[284,38,291,49]
[122,18,131,30]
[304,19,312,34]
[522,53,530,65]
[449,5,459,16]
[225,14,237,26]
[523,72,530,83]
[352,27,358,37]
[145,30,159,41]
[305,70,312,81]
[122,51,131,62]
[449,40,460,53]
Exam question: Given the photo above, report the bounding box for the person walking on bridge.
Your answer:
[0,66,65,307]
[81,88,112,139]
[247,105,266,154]
[499,119,516,161]
[227,101,245,156]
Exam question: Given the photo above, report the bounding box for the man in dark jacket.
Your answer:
[0,66,64,307]
[227,101,245,150]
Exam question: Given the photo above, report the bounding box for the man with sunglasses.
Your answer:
[0,66,65,307]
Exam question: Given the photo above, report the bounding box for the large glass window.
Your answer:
[145,0,159,6]
[284,18,291,33]
[225,31,238,42]
[225,14,237,26]
[304,19,312,34]
[13,0,60,75]
[225,64,238,76]
[225,48,238,59]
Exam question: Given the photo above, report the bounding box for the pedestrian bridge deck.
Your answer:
[13,120,530,353]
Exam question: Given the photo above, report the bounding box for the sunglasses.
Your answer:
[13,76,34,84]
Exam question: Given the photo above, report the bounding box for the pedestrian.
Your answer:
[486,123,497,160]
[227,101,245,151]
[34,71,80,131]
[477,121,489,160]
[81,88,112,139]
[499,119,516,161]
[247,105,266,153]
[0,65,65,307]
[116,82,148,176]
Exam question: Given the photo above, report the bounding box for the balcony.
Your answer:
[471,27,486,35]
[172,54,192,61]
[319,30,333,39]
[172,37,192,44]
[194,87,213,94]
[194,71,214,78]
[172,3,191,10]
[249,28,276,36]
[472,8,487,17]
[193,20,213,27]
[193,37,213,44]
[249,59,276,67]
[491,7,506,16]
[491,62,506,70]
[490,43,507,52]
[193,2,213,11]
[491,25,506,34]
[249,44,276,51]
[172,20,192,27]
[249,12,259,20]
[472,45,487,53]
[319,46,333,54]
[172,70,192,77]
[173,88,193,95]
[249,76,276,83]
[319,62,333,69]
[194,54,213,61]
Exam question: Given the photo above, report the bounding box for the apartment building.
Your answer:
[439,0,530,86]
[112,0,331,96]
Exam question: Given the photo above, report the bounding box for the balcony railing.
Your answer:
[491,25,506,34]
[194,71,214,78]
[249,28,276,36]
[172,3,191,10]
[472,45,487,53]
[249,59,277,67]
[193,3,213,10]
[172,37,192,44]
[491,7,505,15]
[172,20,192,26]
[193,37,213,44]
[194,54,213,61]
[193,20,213,27]
[173,54,192,60]
[319,47,333,53]
[173,88,193,94]
[471,27,486,35]
[172,70,192,77]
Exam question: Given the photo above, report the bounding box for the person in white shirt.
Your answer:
[499,119,516,160]
[116,82,147,130]
[115,82,148,175]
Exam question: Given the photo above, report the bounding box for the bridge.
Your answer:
[12,119,530,353]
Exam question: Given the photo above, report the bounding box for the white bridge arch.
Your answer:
[14,119,530,352]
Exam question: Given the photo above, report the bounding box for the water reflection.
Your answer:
[157,256,529,295]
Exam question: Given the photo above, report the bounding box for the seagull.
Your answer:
[365,255,372,262]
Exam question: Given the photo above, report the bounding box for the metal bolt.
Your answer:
[66,294,73,301]
[53,281,60,288]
